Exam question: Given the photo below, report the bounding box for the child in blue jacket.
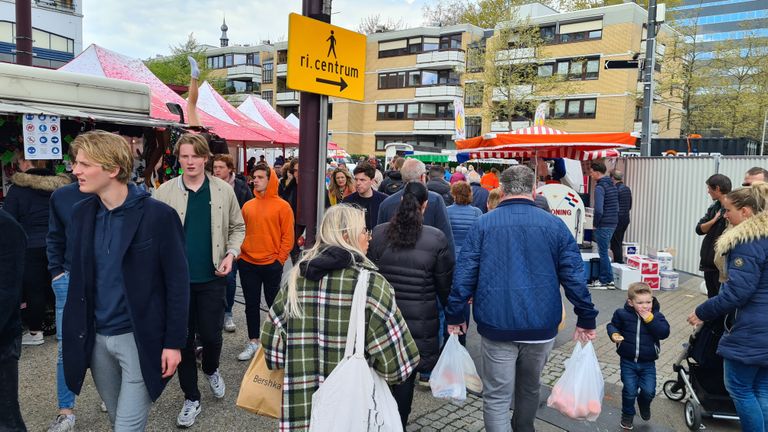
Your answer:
[607,282,670,430]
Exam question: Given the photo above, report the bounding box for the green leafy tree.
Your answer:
[145,33,225,93]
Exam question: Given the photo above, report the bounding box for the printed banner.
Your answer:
[453,97,466,140]
[23,113,62,160]
[534,102,549,126]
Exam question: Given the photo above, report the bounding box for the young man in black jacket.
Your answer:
[696,174,731,298]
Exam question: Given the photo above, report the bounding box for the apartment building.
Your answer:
[672,0,767,53]
[0,0,83,68]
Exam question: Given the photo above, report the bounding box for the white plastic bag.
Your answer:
[429,333,482,402]
[546,341,604,421]
[309,270,402,432]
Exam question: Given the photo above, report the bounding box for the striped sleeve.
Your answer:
[364,273,420,384]
[261,288,287,370]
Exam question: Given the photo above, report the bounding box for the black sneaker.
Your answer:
[638,402,651,421]
[620,414,634,430]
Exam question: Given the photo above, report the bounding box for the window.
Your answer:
[540,26,556,43]
[557,19,603,44]
[466,116,482,138]
[377,102,455,120]
[375,135,447,151]
[277,50,288,64]
[553,57,600,80]
[537,64,553,77]
[437,70,460,85]
[207,55,225,69]
[407,70,421,87]
[233,54,247,66]
[263,61,273,84]
[421,70,438,86]
[465,83,483,108]
[246,53,259,65]
[439,34,462,50]
[262,90,273,105]
[0,21,14,44]
[423,37,440,52]
[551,99,597,119]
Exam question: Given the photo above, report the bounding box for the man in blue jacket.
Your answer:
[63,131,189,431]
[377,158,454,253]
[590,160,619,288]
[610,171,632,264]
[445,165,598,432]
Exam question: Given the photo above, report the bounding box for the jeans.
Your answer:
[52,272,76,410]
[178,278,226,402]
[390,373,417,429]
[619,358,656,417]
[22,247,50,331]
[480,337,555,432]
[724,357,768,432]
[91,333,152,431]
[238,260,283,340]
[610,220,629,264]
[594,227,615,284]
[225,260,238,315]
[0,338,26,431]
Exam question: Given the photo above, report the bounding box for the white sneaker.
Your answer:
[22,331,44,346]
[223,316,236,333]
[176,399,201,428]
[47,414,75,432]
[206,369,226,399]
[237,342,259,361]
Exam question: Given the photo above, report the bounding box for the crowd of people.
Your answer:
[1,124,768,432]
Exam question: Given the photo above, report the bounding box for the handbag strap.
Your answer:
[343,269,370,358]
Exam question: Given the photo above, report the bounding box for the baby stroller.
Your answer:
[662,318,740,430]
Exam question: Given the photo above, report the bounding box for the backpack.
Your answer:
[383,179,404,195]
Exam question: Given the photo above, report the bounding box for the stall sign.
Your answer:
[23,113,62,160]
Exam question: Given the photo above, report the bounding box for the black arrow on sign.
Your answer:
[315,76,348,92]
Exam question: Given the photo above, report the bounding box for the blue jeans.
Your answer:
[225,260,238,315]
[724,358,768,431]
[620,358,656,416]
[594,227,615,284]
[52,272,76,410]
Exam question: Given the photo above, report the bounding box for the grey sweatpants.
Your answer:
[91,333,153,431]
[481,337,555,432]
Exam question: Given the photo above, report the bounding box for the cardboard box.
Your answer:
[642,275,661,290]
[612,263,642,291]
[622,242,639,257]
[627,256,660,275]
[649,251,674,271]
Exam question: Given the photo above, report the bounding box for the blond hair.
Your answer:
[628,282,652,300]
[175,133,211,158]
[70,130,133,183]
[726,182,768,214]
[284,204,373,318]
[487,187,503,211]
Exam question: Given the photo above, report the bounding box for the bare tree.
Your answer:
[357,13,406,35]
[422,0,468,27]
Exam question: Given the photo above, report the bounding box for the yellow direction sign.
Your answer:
[287,13,366,101]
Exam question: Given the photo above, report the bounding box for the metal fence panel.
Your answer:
[718,156,768,188]
[622,157,716,275]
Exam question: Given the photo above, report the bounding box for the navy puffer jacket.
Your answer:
[447,204,482,255]
[607,297,670,362]
[696,211,768,367]
[593,176,619,228]
[445,199,598,342]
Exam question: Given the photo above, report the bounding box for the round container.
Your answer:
[660,271,679,291]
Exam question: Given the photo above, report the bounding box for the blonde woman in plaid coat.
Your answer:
[261,204,420,431]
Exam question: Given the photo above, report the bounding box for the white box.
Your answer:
[622,242,639,257]
[649,251,674,271]
[612,263,642,291]
[660,271,679,291]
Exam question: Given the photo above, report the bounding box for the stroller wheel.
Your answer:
[685,399,702,431]
[663,379,686,401]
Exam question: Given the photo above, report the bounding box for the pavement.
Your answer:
[17,273,743,431]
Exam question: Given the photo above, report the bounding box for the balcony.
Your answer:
[276,91,300,106]
[413,120,454,135]
[277,64,288,76]
[227,65,262,81]
[414,85,464,101]
[494,48,535,65]
[416,50,465,70]
[491,121,530,132]
[491,85,533,102]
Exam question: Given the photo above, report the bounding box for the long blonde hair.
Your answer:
[284,204,373,318]
[726,182,768,214]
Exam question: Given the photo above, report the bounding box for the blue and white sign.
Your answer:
[23,113,62,160]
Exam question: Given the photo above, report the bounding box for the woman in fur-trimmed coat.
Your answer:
[5,161,72,343]
[688,183,768,432]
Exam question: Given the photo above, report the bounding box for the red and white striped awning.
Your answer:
[508,126,568,135]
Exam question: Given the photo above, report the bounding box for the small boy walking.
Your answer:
[607,282,670,430]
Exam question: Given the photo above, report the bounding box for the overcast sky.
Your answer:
[82,0,429,59]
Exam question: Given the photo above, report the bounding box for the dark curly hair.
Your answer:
[387,182,428,249]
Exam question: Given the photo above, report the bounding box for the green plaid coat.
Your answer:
[261,262,420,431]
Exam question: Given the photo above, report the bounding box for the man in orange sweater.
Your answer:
[481,167,500,191]
[236,162,294,361]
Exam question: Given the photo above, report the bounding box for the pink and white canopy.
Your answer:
[237,96,299,144]
[59,44,273,144]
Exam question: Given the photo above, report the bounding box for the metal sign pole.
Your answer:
[640,0,657,156]
[316,95,328,229]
